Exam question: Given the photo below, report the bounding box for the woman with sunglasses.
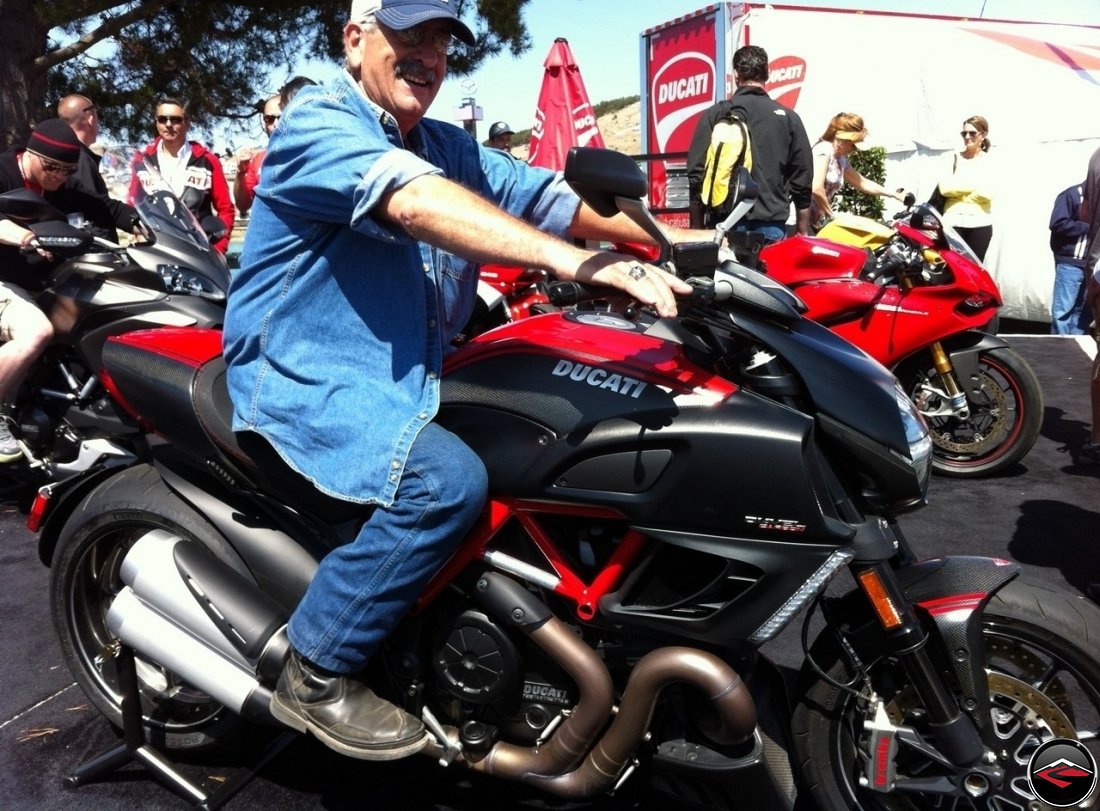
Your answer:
[809,112,909,232]
[932,115,996,261]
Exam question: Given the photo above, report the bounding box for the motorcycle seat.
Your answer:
[192,357,371,524]
[101,332,368,525]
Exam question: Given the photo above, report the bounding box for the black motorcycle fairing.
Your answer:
[599,528,848,644]
[731,312,914,463]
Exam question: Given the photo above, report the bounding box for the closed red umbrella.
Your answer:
[527,38,605,170]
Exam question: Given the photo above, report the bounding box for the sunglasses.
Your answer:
[960,130,981,138]
[35,155,78,176]
[262,114,280,126]
[156,115,185,126]
[381,21,457,56]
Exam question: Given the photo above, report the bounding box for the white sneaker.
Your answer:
[0,419,21,463]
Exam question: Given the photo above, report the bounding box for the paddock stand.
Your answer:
[64,641,297,809]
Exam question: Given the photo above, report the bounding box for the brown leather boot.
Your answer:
[269,650,428,760]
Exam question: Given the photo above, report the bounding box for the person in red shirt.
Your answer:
[234,93,281,215]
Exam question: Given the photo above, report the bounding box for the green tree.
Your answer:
[1,0,532,146]
[833,145,888,220]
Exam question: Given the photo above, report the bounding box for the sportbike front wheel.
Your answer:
[903,347,1042,478]
[791,579,1100,810]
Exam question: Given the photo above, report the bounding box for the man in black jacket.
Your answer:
[0,119,116,460]
[686,45,812,242]
[57,94,140,238]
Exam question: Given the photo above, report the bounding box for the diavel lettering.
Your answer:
[657,73,710,104]
[552,359,648,398]
[744,515,807,532]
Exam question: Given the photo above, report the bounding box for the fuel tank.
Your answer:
[759,234,871,285]
[439,311,852,544]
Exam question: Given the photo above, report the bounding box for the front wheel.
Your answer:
[50,464,249,752]
[901,346,1042,477]
[791,578,1100,810]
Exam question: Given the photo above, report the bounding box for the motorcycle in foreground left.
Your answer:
[32,148,1100,810]
[0,160,228,494]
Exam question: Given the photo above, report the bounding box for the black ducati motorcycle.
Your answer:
[0,161,228,491]
[31,148,1100,810]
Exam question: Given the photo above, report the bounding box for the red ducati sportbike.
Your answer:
[34,149,1100,811]
[755,204,1041,478]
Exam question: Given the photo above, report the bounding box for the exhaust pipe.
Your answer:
[106,530,292,724]
[108,588,275,723]
[460,571,757,798]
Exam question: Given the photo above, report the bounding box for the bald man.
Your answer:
[57,94,139,237]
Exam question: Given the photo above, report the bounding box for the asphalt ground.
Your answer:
[1,335,1097,810]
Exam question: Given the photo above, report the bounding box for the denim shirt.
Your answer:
[223,70,580,505]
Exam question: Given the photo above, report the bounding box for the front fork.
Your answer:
[846,552,1022,795]
[853,560,986,767]
[926,342,971,420]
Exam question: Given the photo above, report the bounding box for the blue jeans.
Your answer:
[288,422,488,673]
[1051,262,1090,335]
[734,220,789,244]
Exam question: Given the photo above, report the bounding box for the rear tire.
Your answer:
[902,346,1042,477]
[791,578,1100,810]
[50,464,249,752]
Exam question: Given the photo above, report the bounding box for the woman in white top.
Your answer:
[934,115,995,261]
[810,112,907,231]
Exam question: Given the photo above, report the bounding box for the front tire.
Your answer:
[50,464,248,752]
[902,346,1042,478]
[791,578,1100,810]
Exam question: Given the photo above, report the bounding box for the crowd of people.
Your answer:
[1,0,1098,762]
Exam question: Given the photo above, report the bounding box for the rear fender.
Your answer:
[36,464,137,566]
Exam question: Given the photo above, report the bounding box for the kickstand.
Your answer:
[64,642,298,809]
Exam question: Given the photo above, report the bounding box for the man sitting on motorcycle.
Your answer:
[224,0,699,761]
[0,118,115,462]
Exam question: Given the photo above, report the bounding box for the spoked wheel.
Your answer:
[50,464,247,751]
[903,347,1042,478]
[792,579,1100,810]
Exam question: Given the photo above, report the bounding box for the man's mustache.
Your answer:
[396,61,436,87]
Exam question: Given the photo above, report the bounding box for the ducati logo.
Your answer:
[1027,738,1097,807]
[766,55,807,111]
[551,359,648,398]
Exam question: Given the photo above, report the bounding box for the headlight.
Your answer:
[157,264,226,301]
[895,382,932,493]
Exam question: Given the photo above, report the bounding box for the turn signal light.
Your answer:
[857,569,903,629]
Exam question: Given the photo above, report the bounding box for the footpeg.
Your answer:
[421,705,461,766]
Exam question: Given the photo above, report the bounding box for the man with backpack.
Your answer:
[686,45,813,243]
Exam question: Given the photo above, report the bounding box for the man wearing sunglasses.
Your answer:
[233,93,282,215]
[57,93,141,239]
[0,119,118,461]
[129,97,234,253]
[224,0,699,761]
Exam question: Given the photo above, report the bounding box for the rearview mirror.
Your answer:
[564,147,647,217]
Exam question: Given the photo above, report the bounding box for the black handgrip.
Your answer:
[545,280,609,307]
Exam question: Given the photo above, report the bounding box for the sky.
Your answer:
[263,0,1100,149]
